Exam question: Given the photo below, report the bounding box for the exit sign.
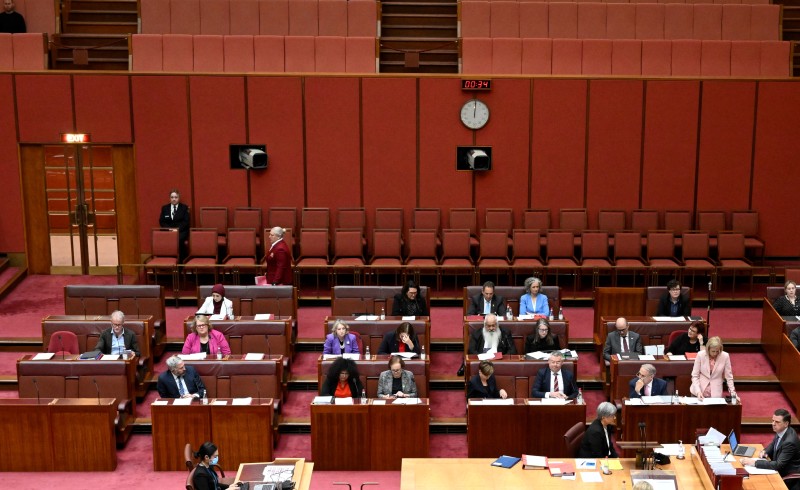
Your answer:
[60,133,91,143]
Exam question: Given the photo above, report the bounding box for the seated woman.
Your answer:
[322,319,360,355]
[182,315,231,357]
[319,357,362,398]
[197,284,234,320]
[466,360,508,399]
[524,318,562,354]
[518,276,550,316]
[774,280,800,317]
[377,322,421,355]
[666,322,705,356]
[690,336,738,401]
[578,402,619,458]
[391,280,429,316]
[193,441,240,490]
[377,355,418,399]
[655,279,691,317]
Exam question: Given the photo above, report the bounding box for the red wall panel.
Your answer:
[532,79,587,227]
[189,76,248,214]
[696,81,755,212]
[475,79,531,229]
[641,80,700,211]
[418,78,474,210]
[752,81,800,256]
[131,76,192,253]
[586,80,643,226]
[0,75,24,251]
[15,74,74,142]
[361,78,417,233]
[247,77,306,214]
[304,77,362,209]
[73,75,132,143]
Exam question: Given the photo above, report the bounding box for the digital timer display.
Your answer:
[461,79,492,91]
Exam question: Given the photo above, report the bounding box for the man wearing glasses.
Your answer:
[531,351,576,399]
[656,279,691,317]
[629,363,668,398]
[94,310,140,357]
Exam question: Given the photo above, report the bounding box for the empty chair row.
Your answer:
[460,0,770,4]
[461,38,792,77]
[0,33,47,71]
[130,34,377,73]
[461,3,781,41]
[140,0,378,37]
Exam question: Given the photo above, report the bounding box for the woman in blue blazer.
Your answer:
[519,276,550,316]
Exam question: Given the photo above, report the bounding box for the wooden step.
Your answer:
[380,37,459,50]
[382,25,458,38]
[63,21,138,35]
[381,13,458,27]
[70,0,139,11]
[55,33,129,48]
[381,2,457,16]
[68,11,138,23]
[379,62,459,74]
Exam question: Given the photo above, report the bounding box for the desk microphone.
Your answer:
[253,378,261,405]
[264,334,271,359]
[81,298,87,320]
[58,334,65,360]
[93,377,101,405]
[639,422,648,469]
[134,296,141,318]
[32,378,40,405]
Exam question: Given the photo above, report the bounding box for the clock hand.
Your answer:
[473,102,476,118]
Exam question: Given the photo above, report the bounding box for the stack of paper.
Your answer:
[232,397,253,405]
[342,353,360,360]
[311,396,333,405]
[32,353,55,360]
[355,315,378,321]
[179,353,207,360]
[521,454,547,470]
[392,397,421,405]
[253,314,272,320]
[244,353,265,360]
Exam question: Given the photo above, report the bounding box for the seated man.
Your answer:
[531,352,576,399]
[629,363,668,398]
[93,310,140,356]
[467,281,507,316]
[603,317,643,362]
[655,279,691,317]
[741,408,800,487]
[157,355,206,399]
[468,314,516,355]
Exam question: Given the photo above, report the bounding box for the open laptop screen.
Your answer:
[728,429,739,451]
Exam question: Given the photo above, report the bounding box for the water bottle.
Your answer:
[216,346,222,360]
[380,307,386,320]
[421,344,426,360]
[360,388,366,404]
[548,308,554,321]
[677,440,685,460]
[673,389,679,405]
[577,388,584,405]
[730,391,737,405]
[365,345,370,360]
[202,390,208,405]
[558,307,564,320]
[505,307,513,321]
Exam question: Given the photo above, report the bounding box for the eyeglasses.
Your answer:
[196,323,209,328]
[637,372,651,378]
[111,322,123,327]
[538,328,549,332]
[391,368,402,373]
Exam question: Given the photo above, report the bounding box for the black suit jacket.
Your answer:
[391,293,428,316]
[466,293,507,316]
[192,464,229,490]
[468,327,517,355]
[159,202,191,240]
[628,377,668,398]
[579,419,618,458]
[655,292,692,317]
[157,365,206,398]
[377,331,421,355]
[756,427,800,477]
[531,367,577,399]
[467,374,502,399]
[93,328,140,356]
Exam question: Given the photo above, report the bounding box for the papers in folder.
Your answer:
[32,353,55,360]
[391,352,417,359]
[652,316,689,322]
[392,397,421,405]
[253,313,273,320]
[100,354,120,361]
[232,397,252,405]
[355,315,378,321]
[244,353,265,360]
[179,353,207,360]
[644,345,665,356]
[744,465,777,475]
[698,427,726,445]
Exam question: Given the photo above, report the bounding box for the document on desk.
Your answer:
[477,352,496,360]
[698,427,726,445]
[355,315,379,321]
[244,353,265,360]
[100,354,121,361]
[679,396,702,405]
[253,314,273,320]
[393,397,421,405]
[652,316,687,322]
[151,400,168,405]
[391,352,417,359]
[744,465,777,475]
[401,316,416,321]
[638,355,656,361]
[540,398,571,405]
[232,397,252,405]
[173,398,193,405]
[211,400,228,405]
[642,395,673,405]
[580,472,603,483]
[655,444,683,456]
[322,354,341,360]
[335,397,354,405]
[32,352,55,360]
[472,399,514,405]
[701,397,727,405]
[644,345,664,356]
[518,314,535,320]
[667,355,686,361]
[526,351,551,360]
[625,399,644,405]
[263,464,295,481]
[342,353,361,360]
[179,353,207,360]
[372,400,386,405]
[607,460,624,470]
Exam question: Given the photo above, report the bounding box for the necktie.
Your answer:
[171,205,176,219]
[178,376,186,396]
[776,434,782,452]
[553,373,559,393]
[645,384,650,396]
[484,300,490,315]
[622,335,629,353]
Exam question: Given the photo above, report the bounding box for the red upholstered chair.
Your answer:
[552,39,582,75]
[319,0,348,37]
[284,36,316,72]
[370,229,404,285]
[559,208,587,247]
[582,39,612,75]
[545,231,580,295]
[519,2,548,38]
[351,330,365,355]
[336,208,366,248]
[477,229,510,284]
[672,39,702,76]
[0,33,12,70]
[450,208,479,251]
[140,0,170,34]
[193,35,224,72]
[260,0,289,36]
[347,0,378,37]
[580,231,613,290]
[199,207,228,250]
[374,207,404,248]
[641,39,672,76]
[693,4,723,40]
[701,40,731,76]
[598,209,626,250]
[302,207,330,231]
[697,210,727,253]
[11,33,47,71]
[578,2,607,40]
[721,4,751,41]
[563,421,586,457]
[200,0,230,35]
[612,39,642,75]
[492,38,522,74]
[750,5,781,41]
[522,38,552,75]
[667,330,683,351]
[233,207,262,250]
[131,34,163,72]
[731,40,761,77]
[716,232,753,299]
[184,228,220,286]
[413,208,441,247]
[681,231,717,290]
[289,0,319,36]
[163,34,194,71]
[170,0,201,35]
[229,0,260,36]
[549,2,578,39]
[607,3,636,40]
[345,36,376,73]
[511,229,544,284]
[760,41,791,77]
[631,209,660,246]
[485,208,514,247]
[223,35,255,72]
[440,229,474,289]
[269,207,297,234]
[636,3,665,40]
[253,35,285,72]
[614,232,648,287]
[331,229,366,285]
[523,209,550,233]
[47,331,79,355]
[405,229,439,287]
[491,2,520,38]
[145,228,180,288]
[730,210,764,262]
[223,228,258,284]
[462,38,491,74]
[647,232,681,286]
[294,228,330,290]
[664,210,693,250]
[315,36,346,73]
[461,0,490,38]
[664,4,693,40]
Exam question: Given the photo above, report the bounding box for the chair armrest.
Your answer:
[272,399,281,414]
[118,398,132,414]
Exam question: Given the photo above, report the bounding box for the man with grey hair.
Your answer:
[264,226,293,285]
[532,351,577,399]
[468,314,516,355]
[603,317,643,362]
[629,363,668,398]
[157,355,206,399]
[579,402,619,458]
[93,310,140,356]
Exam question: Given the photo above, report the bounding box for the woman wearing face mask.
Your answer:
[193,441,240,490]
[198,284,234,320]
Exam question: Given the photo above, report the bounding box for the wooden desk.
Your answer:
[323,316,431,355]
[310,399,430,471]
[599,316,702,360]
[465,355,577,399]
[151,398,273,471]
[317,355,430,398]
[463,318,569,355]
[610,357,695,401]
[467,399,586,458]
[235,458,313,490]
[0,398,117,471]
[620,401,742,454]
[184,316,293,361]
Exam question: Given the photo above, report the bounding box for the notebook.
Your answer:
[729,429,755,457]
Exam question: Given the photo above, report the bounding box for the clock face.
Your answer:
[460,99,490,130]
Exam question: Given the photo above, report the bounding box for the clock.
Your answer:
[460,99,490,130]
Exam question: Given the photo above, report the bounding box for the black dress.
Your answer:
[667,333,702,356]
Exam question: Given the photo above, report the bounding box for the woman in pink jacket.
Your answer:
[182,315,232,358]
[690,336,738,401]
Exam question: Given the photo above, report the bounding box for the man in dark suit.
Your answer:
[655,279,692,317]
[93,310,140,357]
[157,355,206,399]
[468,314,517,355]
[579,402,619,458]
[158,189,190,251]
[743,408,800,486]
[467,281,507,316]
[531,352,577,399]
[628,363,668,398]
[264,226,293,285]
[603,317,643,362]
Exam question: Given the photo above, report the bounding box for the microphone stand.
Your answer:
[264,334,271,360]
[93,377,101,405]
[134,296,141,318]
[253,379,261,405]
[58,334,65,360]
[32,378,40,405]
[706,278,714,337]
[637,422,646,470]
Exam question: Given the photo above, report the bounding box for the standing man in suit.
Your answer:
[468,314,517,355]
[157,355,206,399]
[93,310,140,357]
[467,281,507,316]
[264,226,293,285]
[579,402,619,458]
[629,363,668,398]
[159,189,190,257]
[742,408,800,487]
[603,317,643,362]
[531,351,576,399]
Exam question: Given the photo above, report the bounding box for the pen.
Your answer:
[579,461,586,467]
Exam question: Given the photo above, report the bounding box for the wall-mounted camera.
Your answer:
[456,146,492,171]
[229,144,268,170]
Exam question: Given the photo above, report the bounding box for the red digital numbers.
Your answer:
[461,79,491,91]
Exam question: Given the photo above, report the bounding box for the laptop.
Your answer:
[729,429,755,457]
